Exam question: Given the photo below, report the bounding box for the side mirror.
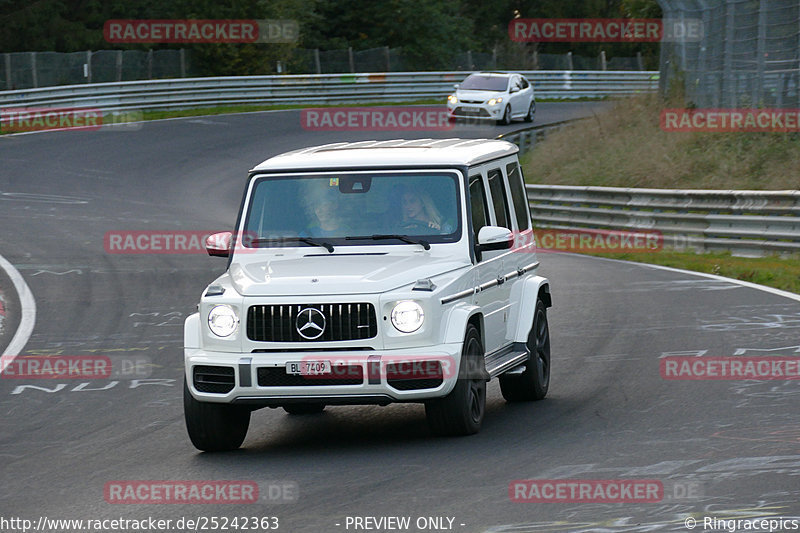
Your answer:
[476,225,514,253]
[206,231,232,257]
[509,86,520,94]
[453,83,460,90]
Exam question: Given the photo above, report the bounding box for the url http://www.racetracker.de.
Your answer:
[0,515,281,532]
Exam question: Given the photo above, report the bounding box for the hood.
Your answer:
[228,252,470,296]
[455,89,504,102]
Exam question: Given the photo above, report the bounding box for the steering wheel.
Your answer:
[400,220,432,233]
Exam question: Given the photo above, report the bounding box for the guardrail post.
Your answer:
[4,53,10,90]
[533,49,539,70]
[567,51,573,70]
[147,49,153,80]
[116,50,123,82]
[30,52,37,88]
[637,51,643,71]
[180,49,186,78]
[600,50,607,71]
[384,46,390,71]
[348,47,354,73]
[86,50,92,83]
[314,49,321,74]
[467,50,473,69]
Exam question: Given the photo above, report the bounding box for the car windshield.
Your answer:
[242,172,461,249]
[459,74,509,92]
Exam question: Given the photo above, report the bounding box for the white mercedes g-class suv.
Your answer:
[184,138,552,451]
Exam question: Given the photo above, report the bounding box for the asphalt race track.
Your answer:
[1,103,799,532]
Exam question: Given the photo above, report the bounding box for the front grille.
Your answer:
[247,303,378,342]
[385,361,444,391]
[257,366,364,387]
[193,365,235,394]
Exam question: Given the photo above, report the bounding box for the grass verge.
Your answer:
[524,94,800,294]
[577,250,800,294]
[523,93,800,190]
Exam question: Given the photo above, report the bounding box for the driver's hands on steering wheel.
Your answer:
[402,219,440,231]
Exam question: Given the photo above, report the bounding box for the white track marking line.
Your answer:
[0,252,36,364]
[581,254,800,304]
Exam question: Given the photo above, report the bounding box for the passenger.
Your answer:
[400,186,447,232]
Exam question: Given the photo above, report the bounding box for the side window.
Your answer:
[506,162,530,231]
[487,168,511,229]
[520,77,529,89]
[469,174,489,237]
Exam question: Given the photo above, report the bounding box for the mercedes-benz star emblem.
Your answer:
[296,307,326,340]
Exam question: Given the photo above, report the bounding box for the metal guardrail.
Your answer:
[498,119,579,155]
[525,184,800,256]
[0,70,658,114]
[502,120,800,258]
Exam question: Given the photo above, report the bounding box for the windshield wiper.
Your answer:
[345,234,430,250]
[250,236,334,253]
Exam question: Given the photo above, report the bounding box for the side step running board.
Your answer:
[484,343,529,379]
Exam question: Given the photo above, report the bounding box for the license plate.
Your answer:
[286,361,331,375]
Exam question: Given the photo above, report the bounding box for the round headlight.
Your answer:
[488,97,503,106]
[391,301,424,333]
[208,305,238,337]
[447,94,458,104]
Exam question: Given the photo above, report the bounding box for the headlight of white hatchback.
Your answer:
[208,304,238,337]
[390,301,425,333]
[447,94,458,104]
[488,97,503,106]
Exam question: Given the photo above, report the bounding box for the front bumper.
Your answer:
[447,102,504,120]
[185,344,464,406]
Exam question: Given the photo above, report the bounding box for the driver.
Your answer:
[303,186,344,237]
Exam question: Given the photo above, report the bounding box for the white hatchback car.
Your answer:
[447,72,536,125]
[183,138,552,451]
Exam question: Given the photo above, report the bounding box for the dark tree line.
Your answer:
[0,0,662,74]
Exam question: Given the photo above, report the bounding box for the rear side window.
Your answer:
[506,162,530,231]
[469,174,489,237]
[487,168,510,229]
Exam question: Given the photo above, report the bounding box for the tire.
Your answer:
[524,100,536,123]
[183,377,250,452]
[283,403,325,415]
[499,298,550,402]
[425,324,486,436]
[497,105,512,126]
